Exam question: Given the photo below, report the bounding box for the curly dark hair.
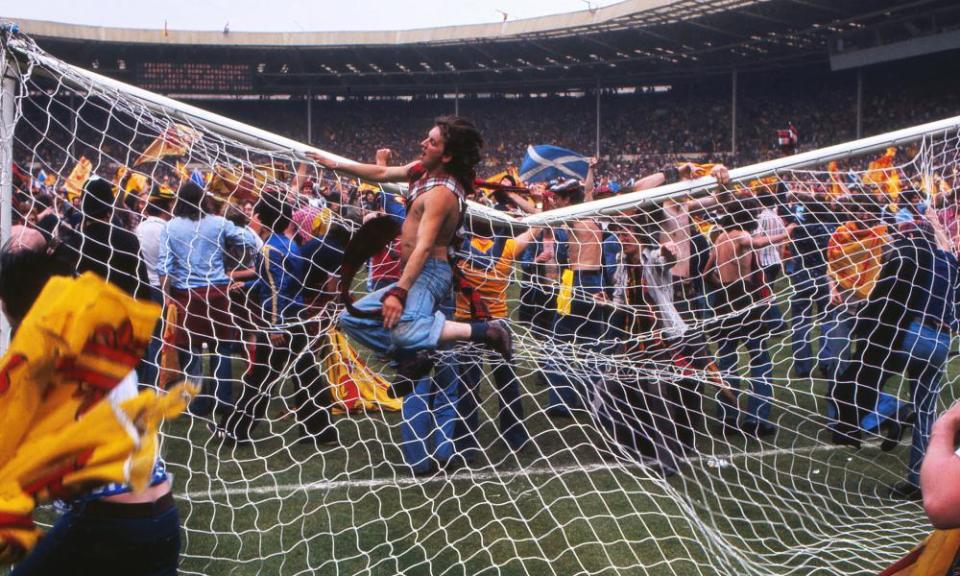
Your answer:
[435,115,483,196]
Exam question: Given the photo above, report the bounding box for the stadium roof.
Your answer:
[10,0,960,95]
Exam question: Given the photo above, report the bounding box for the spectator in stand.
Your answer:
[157,181,259,418]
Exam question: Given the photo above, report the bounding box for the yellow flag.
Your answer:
[827,161,845,197]
[826,222,889,299]
[174,161,189,182]
[863,147,900,199]
[64,156,92,201]
[0,273,196,560]
[556,269,574,316]
[124,172,149,196]
[324,330,400,411]
[133,123,202,167]
[482,167,521,197]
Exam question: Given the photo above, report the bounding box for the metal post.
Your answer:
[731,69,738,158]
[454,86,459,116]
[0,59,16,351]
[595,79,601,158]
[306,89,312,145]
[856,69,863,139]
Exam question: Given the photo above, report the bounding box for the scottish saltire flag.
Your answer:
[189,169,206,189]
[381,187,407,223]
[519,145,589,184]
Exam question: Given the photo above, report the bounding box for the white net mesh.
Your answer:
[4,31,960,576]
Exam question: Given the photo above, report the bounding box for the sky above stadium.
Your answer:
[5,0,623,32]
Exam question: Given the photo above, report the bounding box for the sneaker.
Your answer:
[830,428,862,450]
[880,421,904,452]
[741,420,777,438]
[391,350,435,398]
[889,481,922,501]
[207,422,247,447]
[482,320,513,361]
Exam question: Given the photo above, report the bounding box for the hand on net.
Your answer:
[305,151,339,171]
[710,164,731,186]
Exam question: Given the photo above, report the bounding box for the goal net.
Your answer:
[3,29,959,576]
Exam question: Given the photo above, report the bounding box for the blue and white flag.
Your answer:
[519,145,589,184]
[34,169,48,191]
[190,169,206,189]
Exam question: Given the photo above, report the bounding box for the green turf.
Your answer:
[21,272,946,576]
[155,303,956,575]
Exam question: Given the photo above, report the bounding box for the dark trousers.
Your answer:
[223,328,334,442]
[11,500,180,576]
[456,353,529,456]
[592,372,688,473]
[136,285,164,389]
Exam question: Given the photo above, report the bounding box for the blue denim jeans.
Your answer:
[184,340,235,417]
[11,500,180,576]
[900,320,950,486]
[762,264,787,333]
[339,259,455,473]
[821,302,901,431]
[787,264,830,377]
[456,352,529,455]
[819,302,856,381]
[340,258,452,355]
[136,285,164,390]
[715,327,774,426]
[400,349,461,472]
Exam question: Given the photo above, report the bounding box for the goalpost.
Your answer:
[3,26,959,576]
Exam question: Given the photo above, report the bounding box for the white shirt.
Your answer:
[754,207,785,268]
[135,216,166,287]
[641,247,687,340]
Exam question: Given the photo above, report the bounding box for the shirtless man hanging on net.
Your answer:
[306,116,512,395]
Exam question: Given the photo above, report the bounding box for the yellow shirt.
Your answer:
[455,237,519,320]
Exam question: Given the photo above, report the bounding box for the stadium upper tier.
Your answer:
[9,0,960,95]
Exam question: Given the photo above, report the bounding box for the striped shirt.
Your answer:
[754,207,785,268]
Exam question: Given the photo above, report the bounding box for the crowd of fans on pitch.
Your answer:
[6,75,960,500]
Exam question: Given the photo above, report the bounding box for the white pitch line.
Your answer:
[179,439,884,501]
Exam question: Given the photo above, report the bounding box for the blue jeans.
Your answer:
[184,341,235,417]
[787,264,830,377]
[544,271,604,414]
[763,264,787,333]
[340,258,452,355]
[456,352,529,455]
[137,285,164,390]
[818,302,856,381]
[901,320,950,485]
[715,327,774,426]
[11,500,180,576]
[339,259,455,473]
[821,302,901,430]
[400,349,461,472]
